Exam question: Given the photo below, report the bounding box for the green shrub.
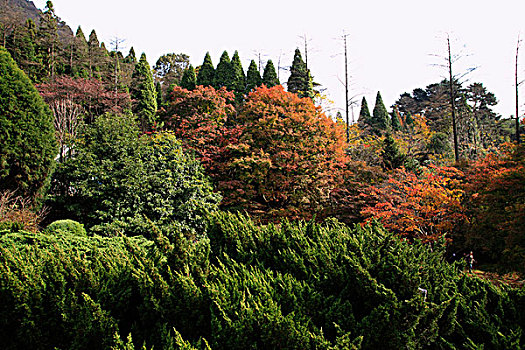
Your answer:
[45,219,87,236]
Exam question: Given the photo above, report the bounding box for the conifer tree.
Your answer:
[0,47,57,201]
[125,47,136,63]
[214,50,232,89]
[196,52,214,87]
[382,133,405,170]
[372,91,390,133]
[391,105,402,131]
[131,53,157,131]
[72,26,89,77]
[7,19,38,81]
[155,81,163,108]
[230,50,246,99]
[262,59,279,87]
[180,64,196,90]
[246,60,262,93]
[358,96,371,126]
[87,29,101,77]
[287,49,313,98]
[38,0,59,78]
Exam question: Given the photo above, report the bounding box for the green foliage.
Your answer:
[180,65,196,90]
[229,50,245,100]
[196,52,214,87]
[382,133,406,170]
[0,213,523,349]
[262,59,279,87]
[50,113,220,238]
[0,46,57,202]
[131,53,157,130]
[371,91,390,133]
[245,59,262,93]
[358,96,371,126]
[287,49,313,99]
[213,51,232,89]
[45,219,86,236]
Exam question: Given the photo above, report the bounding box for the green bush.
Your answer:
[45,219,87,236]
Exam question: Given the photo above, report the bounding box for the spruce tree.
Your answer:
[180,65,196,90]
[0,47,57,201]
[230,50,246,99]
[196,52,214,87]
[372,91,390,133]
[262,59,279,87]
[131,53,157,131]
[287,49,313,98]
[358,96,371,126]
[214,50,232,89]
[246,60,262,93]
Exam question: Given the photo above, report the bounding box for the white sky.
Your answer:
[33,0,525,119]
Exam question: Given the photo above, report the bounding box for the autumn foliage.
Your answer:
[163,85,348,222]
[361,165,466,242]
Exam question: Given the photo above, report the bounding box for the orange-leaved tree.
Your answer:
[361,165,466,242]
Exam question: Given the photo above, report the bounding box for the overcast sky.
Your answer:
[33,0,525,119]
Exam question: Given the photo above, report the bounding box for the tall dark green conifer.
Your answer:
[125,47,136,63]
[372,91,390,133]
[155,81,163,108]
[287,49,313,99]
[391,105,402,131]
[131,53,157,131]
[230,50,245,98]
[7,19,39,81]
[72,26,89,77]
[180,65,196,90]
[87,30,101,78]
[262,59,279,87]
[246,60,262,93]
[38,0,59,78]
[382,133,405,170]
[358,96,371,126]
[214,51,232,89]
[196,52,214,87]
[0,47,57,201]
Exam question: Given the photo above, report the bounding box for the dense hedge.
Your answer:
[0,213,523,349]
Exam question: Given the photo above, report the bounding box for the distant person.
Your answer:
[467,251,475,273]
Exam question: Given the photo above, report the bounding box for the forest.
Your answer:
[0,0,524,349]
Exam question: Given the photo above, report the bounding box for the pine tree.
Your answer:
[391,105,402,131]
[180,65,196,90]
[246,60,262,93]
[0,47,57,201]
[196,52,214,87]
[287,49,313,98]
[382,133,405,170]
[131,53,157,131]
[262,59,279,87]
[358,96,371,126]
[230,50,246,99]
[372,91,390,133]
[214,50,232,89]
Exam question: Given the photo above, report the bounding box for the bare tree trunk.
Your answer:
[343,33,350,143]
[447,35,460,162]
[516,35,521,145]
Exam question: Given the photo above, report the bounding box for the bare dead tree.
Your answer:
[516,34,523,144]
[111,36,126,96]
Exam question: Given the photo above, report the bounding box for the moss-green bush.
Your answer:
[45,219,87,236]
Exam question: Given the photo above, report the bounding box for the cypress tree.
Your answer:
[73,26,89,77]
[230,50,246,98]
[196,52,214,87]
[180,65,196,90]
[358,96,371,126]
[262,59,279,87]
[37,0,59,78]
[372,91,390,133]
[87,29,101,77]
[131,53,157,131]
[214,50,232,89]
[0,47,57,201]
[287,49,313,98]
[246,60,262,93]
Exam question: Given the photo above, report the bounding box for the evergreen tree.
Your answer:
[37,0,59,78]
[262,59,279,87]
[287,49,313,99]
[180,64,196,90]
[6,19,39,81]
[246,60,262,93]
[72,26,89,78]
[125,46,136,63]
[381,133,405,170]
[214,50,232,89]
[87,29,101,77]
[131,53,157,131]
[196,52,214,87]
[372,91,390,133]
[155,81,163,108]
[230,50,246,99]
[0,47,57,201]
[358,96,371,126]
[391,105,402,131]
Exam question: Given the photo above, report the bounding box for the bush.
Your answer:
[0,191,44,233]
[45,219,86,236]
